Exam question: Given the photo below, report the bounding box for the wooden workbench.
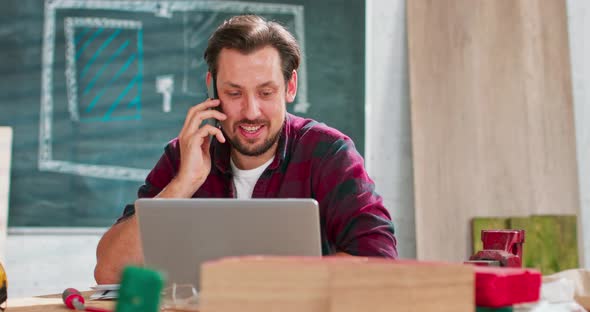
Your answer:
[8,292,114,312]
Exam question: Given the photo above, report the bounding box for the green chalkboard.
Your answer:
[0,0,365,226]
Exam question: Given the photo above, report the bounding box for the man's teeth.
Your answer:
[241,125,262,132]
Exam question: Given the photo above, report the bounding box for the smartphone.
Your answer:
[203,75,221,129]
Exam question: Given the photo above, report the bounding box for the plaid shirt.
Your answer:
[122,113,397,258]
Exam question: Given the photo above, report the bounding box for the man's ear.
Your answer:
[286,70,298,103]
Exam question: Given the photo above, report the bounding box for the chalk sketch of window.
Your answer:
[64,18,143,123]
[40,0,307,181]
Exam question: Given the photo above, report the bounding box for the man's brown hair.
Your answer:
[204,15,301,84]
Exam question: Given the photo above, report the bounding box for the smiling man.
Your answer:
[94,15,397,284]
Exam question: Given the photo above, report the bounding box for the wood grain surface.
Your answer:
[8,292,113,312]
[407,0,580,262]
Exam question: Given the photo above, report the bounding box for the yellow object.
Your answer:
[0,261,6,311]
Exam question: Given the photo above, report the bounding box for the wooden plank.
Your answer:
[407,0,580,262]
[201,257,330,312]
[200,256,474,312]
[510,215,578,274]
[471,215,578,274]
[329,259,473,312]
[0,127,11,262]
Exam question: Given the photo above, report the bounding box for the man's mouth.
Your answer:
[240,125,263,133]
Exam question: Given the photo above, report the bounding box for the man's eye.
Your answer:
[261,90,274,97]
[227,92,240,97]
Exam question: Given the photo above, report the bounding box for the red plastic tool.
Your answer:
[62,288,112,312]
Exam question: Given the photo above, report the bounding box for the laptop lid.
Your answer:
[135,198,322,289]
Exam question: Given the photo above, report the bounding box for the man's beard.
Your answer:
[223,120,284,157]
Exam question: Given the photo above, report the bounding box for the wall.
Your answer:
[567,0,590,269]
[365,0,415,258]
[6,229,102,297]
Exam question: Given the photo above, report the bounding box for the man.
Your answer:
[95,14,397,284]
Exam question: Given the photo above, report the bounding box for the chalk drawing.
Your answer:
[40,0,308,181]
[64,17,142,122]
[156,75,174,113]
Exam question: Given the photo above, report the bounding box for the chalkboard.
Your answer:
[0,0,365,226]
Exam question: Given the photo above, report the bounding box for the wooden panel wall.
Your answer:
[407,0,580,262]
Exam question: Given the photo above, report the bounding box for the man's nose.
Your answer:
[242,95,261,120]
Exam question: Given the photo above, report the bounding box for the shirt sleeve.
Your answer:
[314,137,398,258]
[115,139,180,223]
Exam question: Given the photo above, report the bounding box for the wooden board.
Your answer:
[329,260,473,312]
[511,215,578,274]
[0,127,11,262]
[472,215,578,274]
[201,256,474,312]
[407,0,580,262]
[8,292,113,312]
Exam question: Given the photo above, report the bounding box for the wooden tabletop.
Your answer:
[7,292,199,312]
[8,292,114,312]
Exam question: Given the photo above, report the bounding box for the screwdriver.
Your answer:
[62,288,112,312]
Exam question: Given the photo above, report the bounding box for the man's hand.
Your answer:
[159,99,227,198]
[95,100,227,284]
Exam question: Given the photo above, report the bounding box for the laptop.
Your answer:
[135,198,322,289]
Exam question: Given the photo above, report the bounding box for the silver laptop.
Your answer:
[135,198,322,289]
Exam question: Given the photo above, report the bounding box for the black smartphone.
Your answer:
[203,75,221,129]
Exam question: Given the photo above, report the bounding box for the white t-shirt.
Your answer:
[230,157,274,199]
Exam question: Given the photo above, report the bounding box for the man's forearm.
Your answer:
[95,215,143,284]
[155,177,204,198]
[94,176,202,283]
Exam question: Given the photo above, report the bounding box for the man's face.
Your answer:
[214,46,297,157]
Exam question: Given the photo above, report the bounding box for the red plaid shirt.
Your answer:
[122,113,397,258]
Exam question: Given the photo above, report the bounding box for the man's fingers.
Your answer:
[201,135,211,153]
[181,99,222,131]
[197,109,227,123]
[196,124,226,143]
[181,106,225,136]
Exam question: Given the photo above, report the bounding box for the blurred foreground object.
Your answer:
[200,256,474,312]
[0,261,6,311]
[544,268,590,310]
[115,266,164,312]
